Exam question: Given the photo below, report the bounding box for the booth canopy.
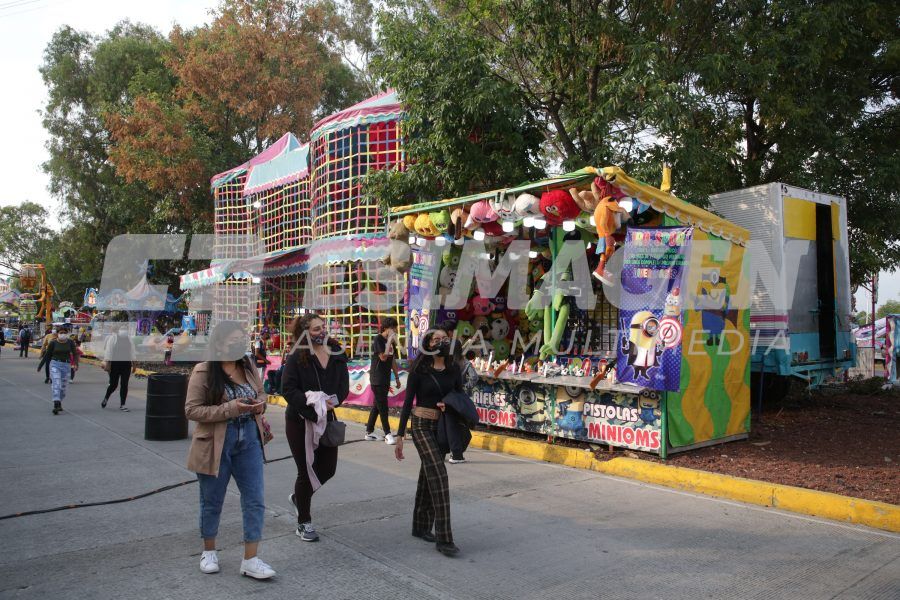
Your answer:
[210,132,304,190]
[310,89,403,141]
[243,143,310,197]
[389,166,749,246]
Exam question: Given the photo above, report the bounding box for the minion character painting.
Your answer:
[621,310,664,380]
[616,227,694,391]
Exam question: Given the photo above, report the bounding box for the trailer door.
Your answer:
[815,203,836,359]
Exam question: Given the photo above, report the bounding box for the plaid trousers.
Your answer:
[411,415,453,543]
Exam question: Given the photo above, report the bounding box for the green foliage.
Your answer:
[371,0,898,284]
[855,311,869,326]
[367,0,544,207]
[39,22,198,296]
[876,299,900,320]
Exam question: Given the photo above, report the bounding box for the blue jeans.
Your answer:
[197,418,265,542]
[50,360,69,402]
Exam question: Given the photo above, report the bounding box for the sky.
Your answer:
[0,0,896,311]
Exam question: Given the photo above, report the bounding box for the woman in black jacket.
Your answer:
[395,327,462,557]
[281,314,349,542]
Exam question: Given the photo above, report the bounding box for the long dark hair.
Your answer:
[410,325,457,375]
[290,313,344,366]
[205,321,252,406]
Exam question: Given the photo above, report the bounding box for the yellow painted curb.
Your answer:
[328,406,900,533]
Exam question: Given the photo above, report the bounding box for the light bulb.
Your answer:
[534,218,547,229]
[562,220,576,231]
[473,230,486,241]
[416,237,426,246]
[435,236,447,247]
[523,216,535,228]
[618,199,633,212]
[408,235,416,244]
[528,250,538,259]
[502,220,515,233]
[453,237,465,246]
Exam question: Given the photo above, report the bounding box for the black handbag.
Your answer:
[314,364,345,447]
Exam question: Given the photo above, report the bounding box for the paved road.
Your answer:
[0,356,897,600]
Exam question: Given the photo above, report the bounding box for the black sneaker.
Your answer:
[101,397,108,408]
[436,542,459,557]
[52,402,61,415]
[296,522,319,542]
[412,529,436,542]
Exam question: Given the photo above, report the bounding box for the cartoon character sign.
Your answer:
[511,383,547,432]
[616,227,693,391]
[694,267,738,347]
[555,387,588,437]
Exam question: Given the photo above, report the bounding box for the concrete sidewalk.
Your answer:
[0,356,898,600]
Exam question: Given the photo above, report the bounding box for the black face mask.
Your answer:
[435,340,451,356]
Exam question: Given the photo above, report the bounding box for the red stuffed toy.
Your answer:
[539,189,581,226]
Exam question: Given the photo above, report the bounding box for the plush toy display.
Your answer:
[488,313,510,340]
[402,214,417,232]
[568,186,599,213]
[472,315,490,338]
[429,209,451,234]
[382,219,412,272]
[539,189,581,226]
[471,296,496,316]
[442,245,462,268]
[492,338,511,361]
[455,320,475,340]
[464,200,499,229]
[490,195,516,222]
[591,178,626,285]
[414,212,439,237]
[513,193,541,219]
[449,207,469,239]
[438,265,458,296]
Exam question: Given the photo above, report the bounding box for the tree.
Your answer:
[0,203,55,278]
[40,22,195,296]
[876,299,900,320]
[367,1,545,207]
[372,0,899,283]
[659,0,900,286]
[107,0,339,198]
[855,311,869,326]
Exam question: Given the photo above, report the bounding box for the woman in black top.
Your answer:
[395,326,462,557]
[281,314,349,542]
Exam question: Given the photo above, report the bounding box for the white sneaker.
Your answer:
[240,556,275,580]
[448,457,466,464]
[364,432,380,441]
[199,550,219,574]
[384,433,397,445]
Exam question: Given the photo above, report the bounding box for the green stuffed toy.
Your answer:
[442,245,462,268]
[429,209,451,235]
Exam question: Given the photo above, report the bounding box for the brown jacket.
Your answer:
[185,361,268,476]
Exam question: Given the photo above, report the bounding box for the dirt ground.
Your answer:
[636,378,900,505]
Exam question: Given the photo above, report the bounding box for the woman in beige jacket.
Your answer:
[185,321,274,580]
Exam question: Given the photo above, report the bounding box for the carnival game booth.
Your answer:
[179,91,409,402]
[387,166,751,457]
